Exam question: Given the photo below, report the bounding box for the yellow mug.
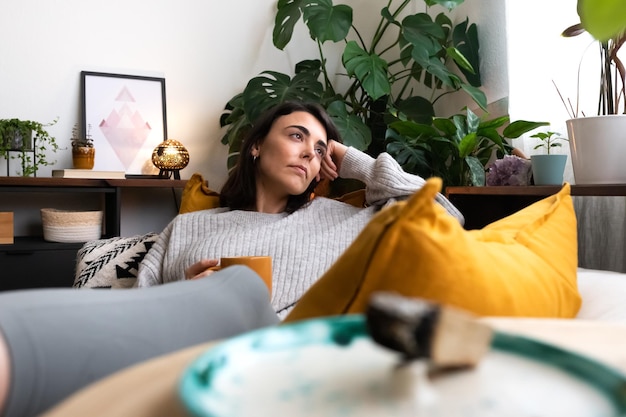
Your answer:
[211,256,272,296]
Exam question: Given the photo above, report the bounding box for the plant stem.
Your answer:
[370,0,412,54]
[316,40,333,92]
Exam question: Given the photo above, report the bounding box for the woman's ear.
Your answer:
[251,144,260,158]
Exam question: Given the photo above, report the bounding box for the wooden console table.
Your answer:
[446,185,626,229]
[0,177,187,290]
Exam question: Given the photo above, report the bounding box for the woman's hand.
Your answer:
[185,259,220,280]
[319,140,348,181]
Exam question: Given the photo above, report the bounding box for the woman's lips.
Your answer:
[290,165,307,177]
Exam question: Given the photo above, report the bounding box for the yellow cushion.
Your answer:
[179,173,221,214]
[285,178,581,322]
[180,174,366,214]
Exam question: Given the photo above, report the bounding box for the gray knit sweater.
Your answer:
[136,147,463,318]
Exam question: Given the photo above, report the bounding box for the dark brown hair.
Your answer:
[220,101,341,213]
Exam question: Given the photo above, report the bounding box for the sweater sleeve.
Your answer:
[339,147,464,224]
[135,221,174,287]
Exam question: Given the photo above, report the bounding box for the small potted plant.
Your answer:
[71,123,95,169]
[529,131,569,186]
[0,118,60,177]
[559,0,626,184]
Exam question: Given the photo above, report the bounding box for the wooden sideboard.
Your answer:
[446,185,626,230]
[0,177,187,290]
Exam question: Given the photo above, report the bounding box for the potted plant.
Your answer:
[220,0,546,188]
[220,0,484,171]
[528,131,568,186]
[0,118,60,177]
[71,123,95,169]
[560,0,626,184]
[385,108,547,187]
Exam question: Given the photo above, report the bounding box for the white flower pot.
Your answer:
[566,115,626,184]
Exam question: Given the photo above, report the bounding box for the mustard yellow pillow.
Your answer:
[285,178,581,322]
[179,173,221,214]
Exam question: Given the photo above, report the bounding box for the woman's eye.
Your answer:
[315,148,326,157]
[290,132,303,140]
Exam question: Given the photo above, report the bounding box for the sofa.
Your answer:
[70,174,626,325]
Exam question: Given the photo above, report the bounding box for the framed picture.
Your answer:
[81,71,167,174]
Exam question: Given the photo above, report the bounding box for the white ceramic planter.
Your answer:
[566,115,626,184]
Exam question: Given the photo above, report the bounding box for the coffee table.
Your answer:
[42,318,626,417]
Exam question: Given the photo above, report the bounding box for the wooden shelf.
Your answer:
[0,177,188,290]
[445,184,626,230]
[446,184,626,198]
[0,177,187,188]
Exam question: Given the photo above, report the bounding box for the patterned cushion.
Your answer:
[73,233,159,289]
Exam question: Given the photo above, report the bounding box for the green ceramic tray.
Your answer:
[179,315,626,417]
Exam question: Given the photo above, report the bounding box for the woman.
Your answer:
[0,101,463,417]
[136,101,463,318]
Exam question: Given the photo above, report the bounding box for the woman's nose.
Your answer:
[301,143,314,159]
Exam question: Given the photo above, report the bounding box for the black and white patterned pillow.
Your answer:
[73,233,159,289]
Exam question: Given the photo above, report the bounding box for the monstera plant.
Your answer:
[221,0,483,163]
[220,0,544,187]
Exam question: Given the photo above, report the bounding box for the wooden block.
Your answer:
[366,292,493,368]
[0,212,14,244]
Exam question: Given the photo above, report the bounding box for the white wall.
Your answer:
[1,0,509,235]
[1,0,284,234]
[0,0,284,187]
[505,0,595,182]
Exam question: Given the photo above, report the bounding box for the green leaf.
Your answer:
[503,120,550,138]
[460,84,487,111]
[458,132,478,158]
[402,13,446,42]
[465,155,485,186]
[326,100,371,150]
[385,129,431,176]
[446,46,474,73]
[424,0,465,10]
[452,114,467,141]
[466,108,480,133]
[381,7,398,26]
[302,0,352,43]
[478,115,510,130]
[396,96,435,124]
[453,19,481,86]
[477,128,505,148]
[295,59,323,78]
[342,41,390,100]
[273,0,304,50]
[578,0,626,42]
[389,120,439,138]
[434,12,453,32]
[242,70,324,122]
[413,54,458,87]
[432,117,457,136]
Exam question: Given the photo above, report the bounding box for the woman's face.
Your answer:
[253,111,328,203]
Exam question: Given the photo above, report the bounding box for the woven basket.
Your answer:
[41,208,103,243]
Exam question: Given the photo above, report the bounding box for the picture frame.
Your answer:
[81,71,167,175]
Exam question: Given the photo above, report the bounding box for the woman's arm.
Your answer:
[135,222,174,287]
[324,142,464,224]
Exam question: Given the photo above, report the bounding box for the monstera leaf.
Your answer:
[273,0,352,49]
[326,100,371,150]
[342,41,390,101]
